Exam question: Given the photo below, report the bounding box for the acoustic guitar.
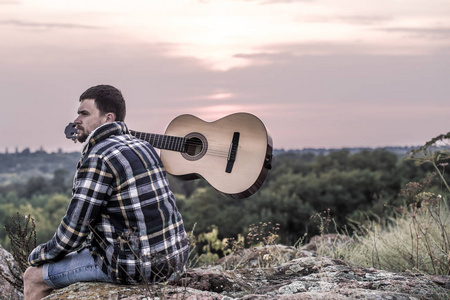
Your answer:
[65,113,273,199]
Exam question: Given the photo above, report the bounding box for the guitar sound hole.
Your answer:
[182,133,207,161]
[185,137,203,156]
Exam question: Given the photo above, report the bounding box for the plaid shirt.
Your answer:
[29,122,189,283]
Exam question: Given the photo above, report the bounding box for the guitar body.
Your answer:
[160,113,273,199]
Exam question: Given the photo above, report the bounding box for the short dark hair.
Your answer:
[79,85,126,121]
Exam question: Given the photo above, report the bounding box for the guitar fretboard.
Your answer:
[130,130,186,152]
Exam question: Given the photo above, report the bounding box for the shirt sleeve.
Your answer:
[28,154,113,266]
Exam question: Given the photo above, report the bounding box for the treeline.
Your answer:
[0,150,79,185]
[1,147,445,251]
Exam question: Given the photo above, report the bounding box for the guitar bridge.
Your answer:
[226,132,240,173]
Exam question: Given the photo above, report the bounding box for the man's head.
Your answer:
[79,85,126,121]
[74,85,126,143]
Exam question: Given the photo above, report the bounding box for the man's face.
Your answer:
[74,99,108,143]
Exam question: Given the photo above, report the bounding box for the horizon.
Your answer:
[0,143,433,155]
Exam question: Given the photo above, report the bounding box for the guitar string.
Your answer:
[130,131,235,158]
[136,136,231,152]
[132,136,244,160]
[184,144,230,158]
[142,138,230,154]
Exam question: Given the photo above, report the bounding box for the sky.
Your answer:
[1,0,450,153]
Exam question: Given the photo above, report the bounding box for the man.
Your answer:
[23,85,189,299]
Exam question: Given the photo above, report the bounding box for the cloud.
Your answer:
[299,15,393,26]
[228,46,450,106]
[0,19,102,30]
[0,0,20,4]
[2,30,449,151]
[233,40,395,60]
[380,27,450,40]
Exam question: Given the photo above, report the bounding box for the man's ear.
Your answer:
[106,113,116,122]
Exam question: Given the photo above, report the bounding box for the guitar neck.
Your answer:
[130,130,186,153]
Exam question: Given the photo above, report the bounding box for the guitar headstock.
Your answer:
[64,122,78,142]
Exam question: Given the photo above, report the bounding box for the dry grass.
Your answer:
[343,193,450,275]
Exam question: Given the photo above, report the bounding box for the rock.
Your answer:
[0,242,448,300]
[0,244,24,300]
[42,245,450,300]
[42,282,226,300]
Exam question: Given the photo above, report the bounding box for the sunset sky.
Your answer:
[1,0,449,152]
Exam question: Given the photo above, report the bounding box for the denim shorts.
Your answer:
[43,248,114,289]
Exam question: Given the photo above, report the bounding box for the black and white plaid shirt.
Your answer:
[29,122,189,283]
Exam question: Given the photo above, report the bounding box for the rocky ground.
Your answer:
[1,236,450,299]
[0,245,23,300]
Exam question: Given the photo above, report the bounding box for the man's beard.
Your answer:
[76,128,88,143]
[77,134,88,143]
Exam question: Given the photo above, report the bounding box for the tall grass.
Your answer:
[317,132,450,275]
[343,192,450,275]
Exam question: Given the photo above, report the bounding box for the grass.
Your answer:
[340,193,450,275]
[315,133,450,276]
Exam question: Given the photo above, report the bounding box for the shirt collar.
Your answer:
[80,121,129,157]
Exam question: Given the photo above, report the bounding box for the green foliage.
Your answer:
[189,222,281,268]
[195,226,231,266]
[177,147,431,251]
[0,164,72,248]
[180,187,247,240]
[0,195,71,248]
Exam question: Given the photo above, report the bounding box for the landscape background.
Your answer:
[1,143,446,260]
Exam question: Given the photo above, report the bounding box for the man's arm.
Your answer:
[28,154,113,266]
